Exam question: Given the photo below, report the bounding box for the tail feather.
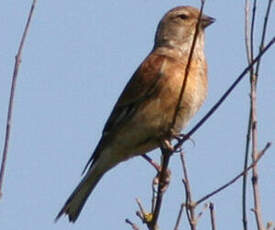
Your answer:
[55,170,103,222]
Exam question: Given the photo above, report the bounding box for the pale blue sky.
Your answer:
[0,1,274,230]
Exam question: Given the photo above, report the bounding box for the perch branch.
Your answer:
[0,0,37,198]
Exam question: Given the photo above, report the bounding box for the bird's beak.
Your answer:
[201,15,215,28]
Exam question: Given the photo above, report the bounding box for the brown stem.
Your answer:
[255,0,273,82]
[250,1,273,229]
[180,152,196,230]
[0,0,37,198]
[126,218,140,230]
[148,146,171,230]
[242,108,252,230]
[250,66,263,230]
[250,0,257,71]
[170,1,206,130]
[209,202,216,230]
[174,203,184,230]
[244,0,252,64]
[242,0,256,229]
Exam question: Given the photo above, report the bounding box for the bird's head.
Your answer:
[154,6,215,51]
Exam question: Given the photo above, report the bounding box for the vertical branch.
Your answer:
[180,152,196,230]
[242,112,251,230]
[209,202,216,230]
[0,0,37,198]
[242,1,255,229]
[250,0,257,69]
[244,0,252,64]
[250,63,264,230]
[149,146,171,230]
[255,0,273,81]
[250,1,273,229]
[243,3,250,228]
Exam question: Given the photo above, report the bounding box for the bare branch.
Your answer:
[0,0,37,198]
[136,198,147,219]
[255,0,273,80]
[250,49,264,230]
[250,0,257,69]
[195,142,271,206]
[142,155,161,172]
[148,146,171,230]
[250,1,273,229]
[174,203,184,230]
[244,0,252,63]
[209,202,217,230]
[242,1,256,229]
[242,109,252,230]
[170,1,206,130]
[180,152,196,230]
[126,218,140,230]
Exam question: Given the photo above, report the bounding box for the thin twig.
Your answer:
[174,203,184,230]
[244,0,252,64]
[242,108,252,230]
[250,1,273,229]
[149,146,171,230]
[142,155,161,172]
[0,0,37,198]
[180,152,196,230]
[126,218,140,230]
[250,0,257,71]
[170,1,206,130]
[136,198,147,219]
[174,36,275,152]
[195,142,271,206]
[209,202,217,230]
[255,0,273,82]
[182,179,192,227]
[250,43,264,230]
[243,1,255,229]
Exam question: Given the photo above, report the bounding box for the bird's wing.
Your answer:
[103,53,169,134]
[82,52,170,173]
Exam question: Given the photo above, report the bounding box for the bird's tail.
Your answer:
[55,168,103,222]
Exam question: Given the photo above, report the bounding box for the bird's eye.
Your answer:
[178,14,188,20]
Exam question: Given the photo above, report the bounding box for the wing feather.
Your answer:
[82,53,168,173]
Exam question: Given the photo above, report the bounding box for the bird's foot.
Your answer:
[161,139,174,152]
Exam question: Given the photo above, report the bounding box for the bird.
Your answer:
[56,5,215,222]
